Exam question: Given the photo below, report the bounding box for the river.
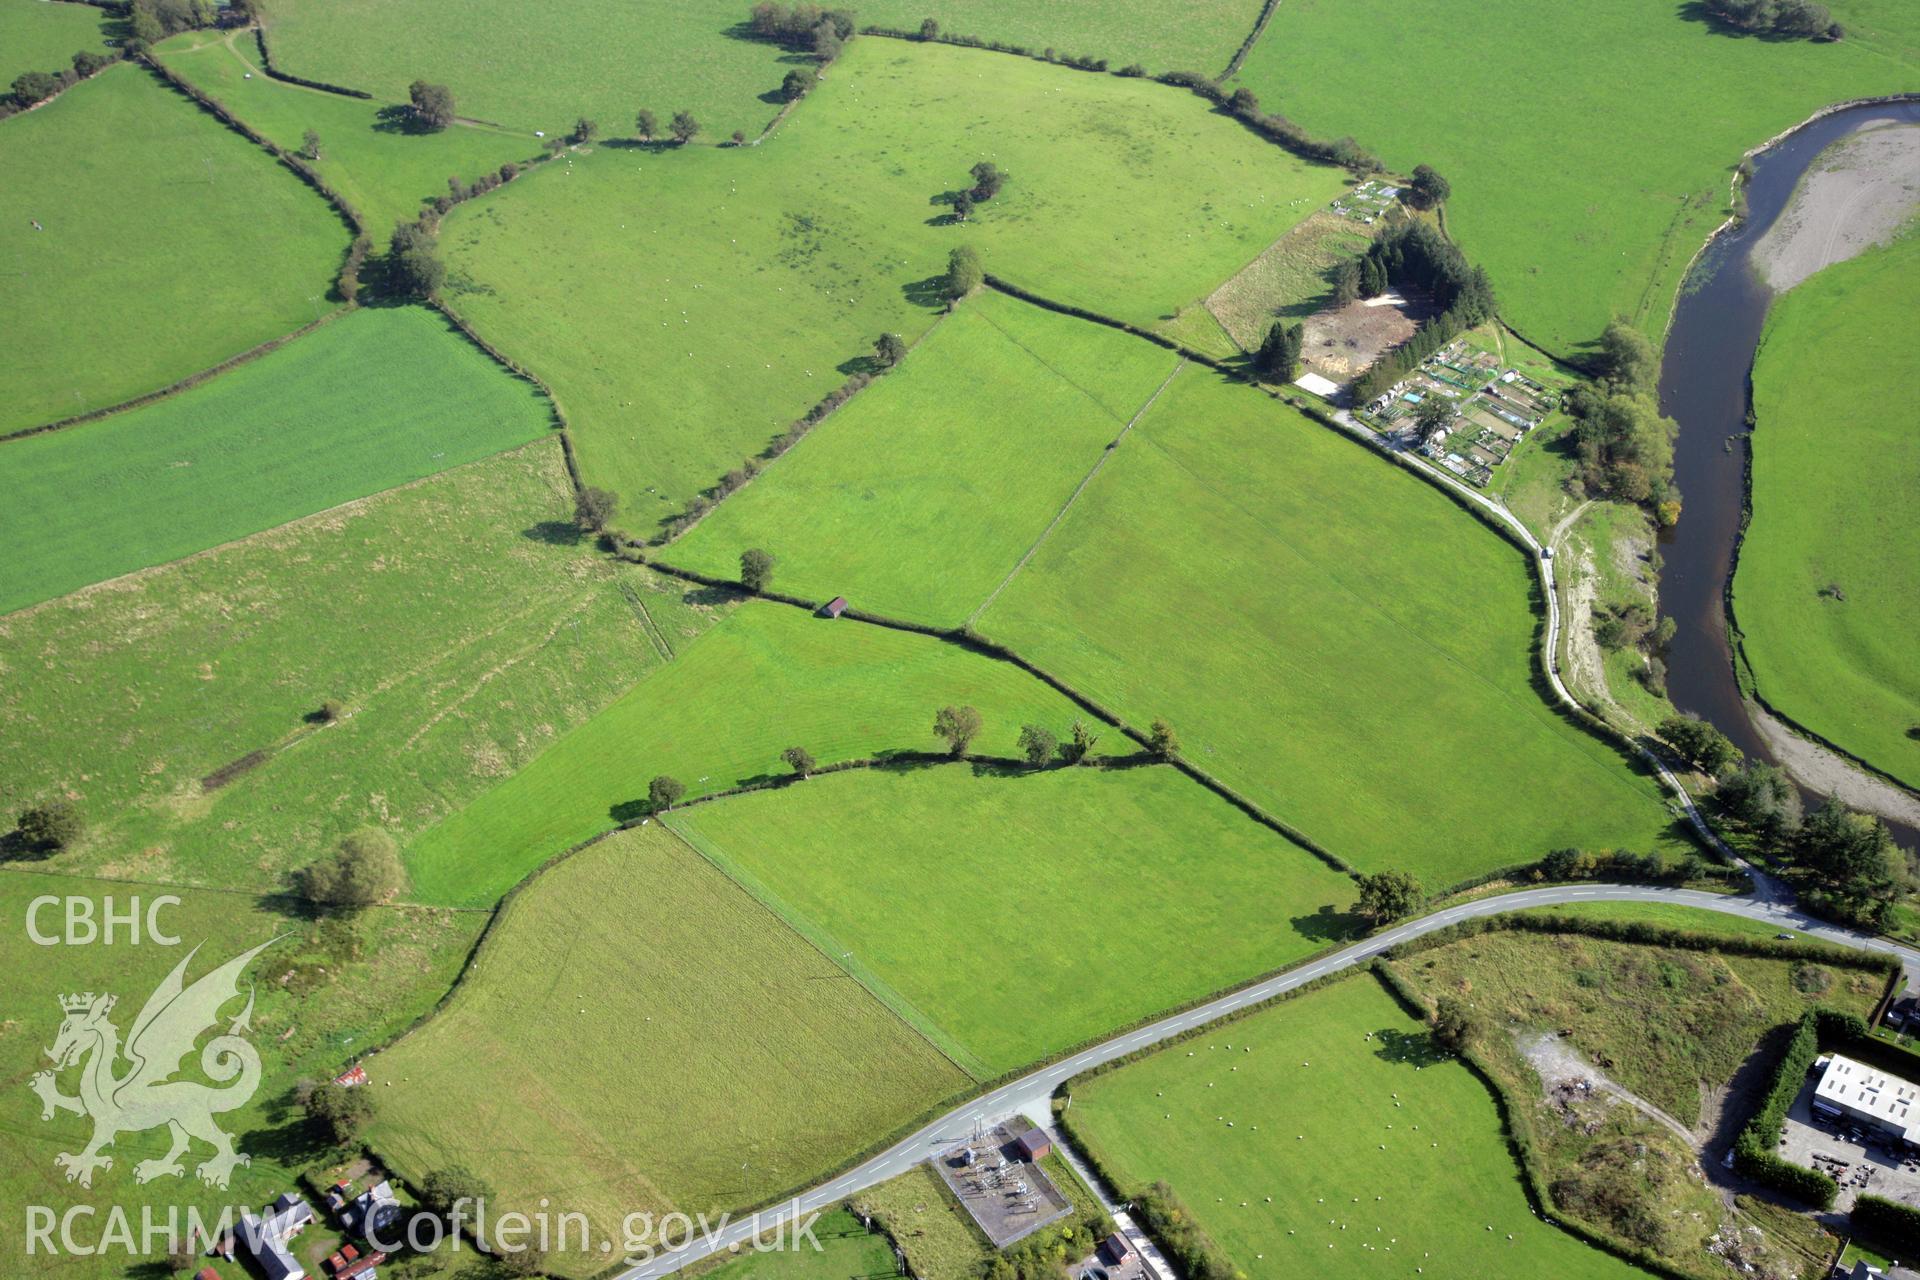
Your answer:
[1654,98,1920,850]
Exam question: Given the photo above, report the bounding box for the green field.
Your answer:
[668,763,1359,1077]
[0,868,484,1280]
[702,1208,897,1280]
[667,291,1180,625]
[157,29,536,232]
[1232,0,1920,355]
[258,0,799,138]
[852,1167,992,1280]
[1733,229,1920,791]
[1066,974,1643,1279]
[0,63,346,433]
[978,365,1682,884]
[439,36,1346,516]
[856,0,1266,75]
[404,599,1112,908]
[367,823,967,1276]
[0,441,711,893]
[0,307,553,612]
[1,0,106,88]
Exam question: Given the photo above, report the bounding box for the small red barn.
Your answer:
[821,596,849,618]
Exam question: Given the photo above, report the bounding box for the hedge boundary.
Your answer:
[252,24,373,98]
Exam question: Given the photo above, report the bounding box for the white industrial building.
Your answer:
[1812,1053,1920,1144]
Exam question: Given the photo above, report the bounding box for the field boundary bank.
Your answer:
[634,556,1360,877]
[984,275,1719,867]
[1219,0,1284,80]
[0,307,349,445]
[250,23,374,98]
[659,813,995,1081]
[966,355,1187,626]
[653,309,957,549]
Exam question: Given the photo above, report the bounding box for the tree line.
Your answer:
[1565,322,1679,521]
[1349,219,1499,403]
[1657,712,1905,929]
[4,48,120,117]
[1704,0,1844,40]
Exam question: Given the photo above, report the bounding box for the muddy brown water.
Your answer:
[1655,99,1920,850]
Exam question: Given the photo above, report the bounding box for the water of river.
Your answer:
[1655,99,1920,850]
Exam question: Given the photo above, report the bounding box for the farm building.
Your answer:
[821,596,848,619]
[227,1191,314,1280]
[341,1179,402,1241]
[1011,1126,1051,1161]
[1812,1053,1920,1144]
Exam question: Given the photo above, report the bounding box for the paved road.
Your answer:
[616,882,1917,1278]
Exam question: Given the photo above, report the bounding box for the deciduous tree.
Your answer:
[1017,724,1057,767]
[574,485,618,531]
[874,332,907,367]
[647,775,685,812]
[408,80,456,131]
[739,547,775,591]
[782,746,815,777]
[933,705,983,757]
[944,245,982,299]
[296,828,406,909]
[635,108,658,139]
[16,802,83,851]
[1356,870,1423,923]
[670,110,700,144]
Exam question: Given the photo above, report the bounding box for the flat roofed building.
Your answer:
[1813,1053,1920,1144]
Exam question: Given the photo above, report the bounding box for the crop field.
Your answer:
[1734,231,1920,792]
[0,307,554,612]
[1,0,106,88]
[0,441,710,894]
[156,30,536,232]
[257,0,797,139]
[978,365,1682,884]
[1066,974,1642,1279]
[667,763,1359,1078]
[855,0,1266,76]
[1394,927,1881,1123]
[666,292,1181,625]
[1232,0,1920,355]
[0,868,483,1280]
[405,599,1110,907]
[366,823,967,1275]
[0,63,346,434]
[440,36,1346,514]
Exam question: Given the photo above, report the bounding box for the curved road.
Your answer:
[619,882,1915,1277]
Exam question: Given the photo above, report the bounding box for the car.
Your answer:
[1775,932,1795,940]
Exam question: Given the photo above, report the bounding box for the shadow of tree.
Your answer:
[680,584,741,608]
[903,275,951,308]
[837,353,885,377]
[610,799,654,824]
[1289,904,1369,944]
[0,828,57,864]
[1371,1025,1450,1068]
[523,521,583,546]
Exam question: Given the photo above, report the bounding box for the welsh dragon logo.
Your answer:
[30,938,278,1189]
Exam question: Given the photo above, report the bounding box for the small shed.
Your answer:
[1099,1232,1134,1265]
[1011,1127,1051,1162]
[821,596,848,619]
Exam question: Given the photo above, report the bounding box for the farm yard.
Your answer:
[1734,230,1920,793]
[0,306,554,611]
[1232,0,1920,356]
[666,291,1181,626]
[155,29,537,233]
[1064,974,1645,1280]
[0,62,346,434]
[666,763,1359,1078]
[438,36,1345,514]
[366,823,967,1276]
[977,365,1684,885]
[0,442,702,894]
[403,600,1108,908]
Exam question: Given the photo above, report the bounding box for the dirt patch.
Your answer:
[1754,122,1920,292]
[1205,210,1372,347]
[1747,698,1920,827]
[1563,546,1615,712]
[1299,289,1438,380]
[1518,1029,1699,1150]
